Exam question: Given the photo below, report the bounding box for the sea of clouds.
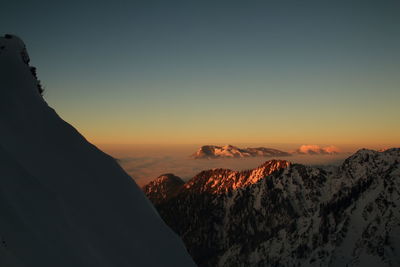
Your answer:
[101,144,349,186]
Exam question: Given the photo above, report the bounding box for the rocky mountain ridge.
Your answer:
[144,148,400,266]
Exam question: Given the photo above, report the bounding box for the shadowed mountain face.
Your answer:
[142,174,184,205]
[0,35,195,267]
[192,145,291,159]
[144,148,400,266]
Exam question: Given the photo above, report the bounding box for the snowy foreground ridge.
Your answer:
[0,35,195,267]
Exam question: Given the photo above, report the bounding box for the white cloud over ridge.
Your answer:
[295,145,341,155]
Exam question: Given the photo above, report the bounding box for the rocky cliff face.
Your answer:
[144,148,400,266]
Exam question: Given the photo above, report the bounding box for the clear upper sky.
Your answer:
[2,0,399,147]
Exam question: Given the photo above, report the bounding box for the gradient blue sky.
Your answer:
[2,0,400,146]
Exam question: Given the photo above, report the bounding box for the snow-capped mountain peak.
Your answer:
[192,145,291,159]
[144,148,400,266]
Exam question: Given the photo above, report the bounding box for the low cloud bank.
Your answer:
[103,144,347,186]
[294,145,341,155]
[117,153,346,186]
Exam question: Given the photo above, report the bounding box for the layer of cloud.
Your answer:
[117,153,346,186]
[102,144,347,186]
[294,145,341,155]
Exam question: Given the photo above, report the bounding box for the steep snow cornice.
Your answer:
[0,35,195,267]
[0,34,43,98]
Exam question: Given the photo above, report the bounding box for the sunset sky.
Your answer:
[2,1,399,147]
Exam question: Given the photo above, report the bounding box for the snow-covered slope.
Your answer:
[192,145,291,159]
[145,148,400,266]
[0,35,195,267]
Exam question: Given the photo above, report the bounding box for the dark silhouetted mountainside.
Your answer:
[144,148,400,266]
[0,35,194,267]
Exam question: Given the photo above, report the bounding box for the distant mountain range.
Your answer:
[191,144,341,159]
[144,148,400,266]
[191,145,291,159]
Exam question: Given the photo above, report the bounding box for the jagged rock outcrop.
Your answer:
[144,148,400,266]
